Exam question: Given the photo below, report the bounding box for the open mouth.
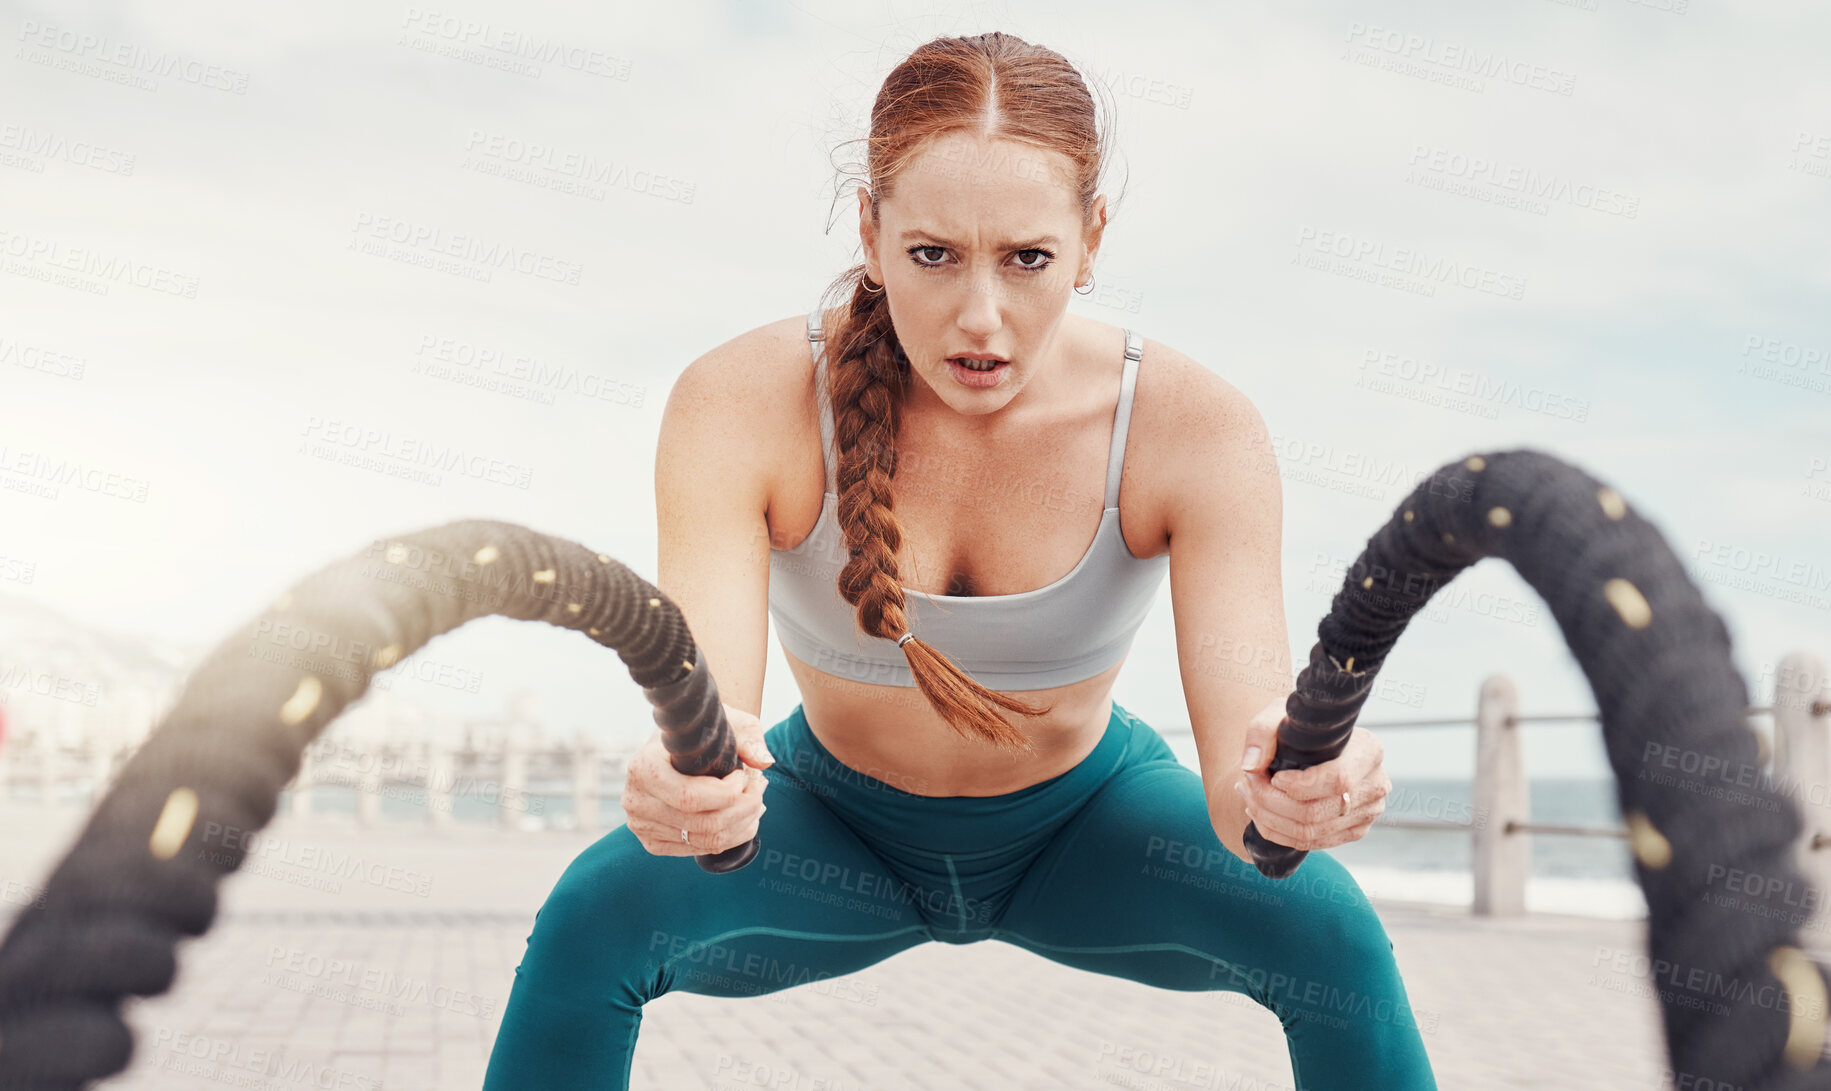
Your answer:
[951,358,1007,372]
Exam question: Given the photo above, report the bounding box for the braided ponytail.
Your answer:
[823,267,1051,752]
[815,32,1110,751]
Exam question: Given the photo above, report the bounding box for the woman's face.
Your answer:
[860,130,1105,420]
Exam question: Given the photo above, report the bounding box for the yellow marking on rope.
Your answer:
[372,644,402,669]
[149,787,199,860]
[1625,810,1671,869]
[1402,510,1414,522]
[280,677,323,726]
[533,568,557,584]
[683,659,695,673]
[648,597,661,607]
[474,545,500,565]
[385,543,410,564]
[1604,578,1652,629]
[1464,456,1486,472]
[1487,507,1512,527]
[587,627,601,637]
[597,554,611,564]
[1361,576,1374,589]
[566,603,582,614]
[1597,487,1626,521]
[1343,657,1355,672]
[1768,945,1829,1068]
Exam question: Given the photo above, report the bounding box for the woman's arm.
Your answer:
[1156,358,1295,864]
[654,329,786,719]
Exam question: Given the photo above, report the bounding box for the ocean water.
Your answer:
[272,772,1651,917]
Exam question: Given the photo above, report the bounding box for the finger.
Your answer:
[671,764,752,814]
[1239,709,1282,773]
[628,821,697,856]
[726,706,777,769]
[1270,763,1352,803]
[629,772,758,831]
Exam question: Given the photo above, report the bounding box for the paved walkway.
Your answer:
[0,804,1673,1089]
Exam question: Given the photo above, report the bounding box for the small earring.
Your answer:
[1073,273,1096,296]
[861,276,885,294]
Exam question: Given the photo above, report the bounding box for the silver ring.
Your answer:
[680,827,690,846]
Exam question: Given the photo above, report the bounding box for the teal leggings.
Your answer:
[482,702,1438,1090]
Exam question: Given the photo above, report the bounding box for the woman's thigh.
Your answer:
[992,755,1438,1091]
[483,755,932,1086]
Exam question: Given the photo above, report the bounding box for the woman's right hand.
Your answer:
[623,702,774,857]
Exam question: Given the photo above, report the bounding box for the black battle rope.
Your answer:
[1244,448,1831,1088]
[0,519,755,1089]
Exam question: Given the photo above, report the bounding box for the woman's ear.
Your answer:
[1079,193,1109,283]
[857,185,883,285]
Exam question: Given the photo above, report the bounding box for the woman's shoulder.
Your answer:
[1101,318,1274,524]
[673,311,822,407]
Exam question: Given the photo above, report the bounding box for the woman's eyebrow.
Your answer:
[898,229,1062,250]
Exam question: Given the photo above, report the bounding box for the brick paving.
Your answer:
[0,804,1672,1090]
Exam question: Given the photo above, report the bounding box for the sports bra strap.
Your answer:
[1104,329,1144,509]
[808,305,836,493]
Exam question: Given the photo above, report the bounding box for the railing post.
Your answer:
[1472,673,1526,917]
[1773,650,1831,906]
[428,742,454,829]
[290,741,316,819]
[501,732,529,832]
[573,730,599,836]
[356,739,382,828]
[86,735,112,803]
[39,734,58,807]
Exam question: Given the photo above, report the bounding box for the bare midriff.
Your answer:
[766,310,1167,799]
[782,647,1123,797]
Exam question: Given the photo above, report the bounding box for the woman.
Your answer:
[483,32,1436,1090]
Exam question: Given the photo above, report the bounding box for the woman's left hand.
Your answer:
[1233,696,1390,851]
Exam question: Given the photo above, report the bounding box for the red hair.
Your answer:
[817,32,1114,753]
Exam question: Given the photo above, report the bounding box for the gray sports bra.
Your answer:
[767,305,1170,691]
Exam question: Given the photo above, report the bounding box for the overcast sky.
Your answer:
[3,0,1827,778]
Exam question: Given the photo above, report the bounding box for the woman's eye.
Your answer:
[911,246,947,266]
[1014,249,1053,270]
